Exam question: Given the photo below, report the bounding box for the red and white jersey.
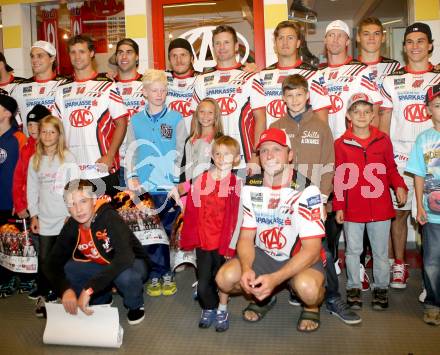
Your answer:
[115,73,145,119]
[358,56,400,90]
[381,64,440,168]
[12,74,67,135]
[54,73,128,179]
[241,173,325,262]
[1,74,25,126]
[319,57,382,139]
[261,60,331,126]
[191,64,265,167]
[166,70,198,134]
[115,73,145,167]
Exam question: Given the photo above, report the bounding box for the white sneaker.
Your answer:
[334,258,342,276]
[419,288,427,303]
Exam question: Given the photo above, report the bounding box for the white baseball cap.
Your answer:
[31,41,56,57]
[326,20,350,38]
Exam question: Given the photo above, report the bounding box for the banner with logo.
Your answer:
[0,219,37,273]
[40,5,60,61]
[112,192,169,246]
[170,214,196,271]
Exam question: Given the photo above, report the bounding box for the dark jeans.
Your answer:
[323,239,341,300]
[422,223,440,308]
[196,248,225,310]
[64,258,148,310]
[325,211,343,263]
[36,234,58,296]
[143,244,171,279]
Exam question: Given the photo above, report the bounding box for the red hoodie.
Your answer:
[333,126,407,222]
[12,136,37,213]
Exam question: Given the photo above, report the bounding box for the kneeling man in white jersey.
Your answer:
[216,127,325,332]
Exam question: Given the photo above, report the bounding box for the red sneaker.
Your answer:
[390,260,409,289]
[360,264,370,291]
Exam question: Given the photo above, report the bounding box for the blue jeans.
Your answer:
[423,222,440,308]
[344,220,391,289]
[64,258,148,310]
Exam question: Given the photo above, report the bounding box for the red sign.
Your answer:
[259,227,286,250]
[329,95,344,114]
[69,109,94,127]
[403,104,430,123]
[267,99,287,119]
[216,97,237,115]
[169,100,191,117]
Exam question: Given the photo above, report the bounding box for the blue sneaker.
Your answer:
[215,310,229,332]
[326,296,362,325]
[198,309,216,328]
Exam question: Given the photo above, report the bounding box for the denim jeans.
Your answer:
[423,222,440,308]
[64,258,148,310]
[344,220,391,289]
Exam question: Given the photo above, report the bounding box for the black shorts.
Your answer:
[252,247,324,278]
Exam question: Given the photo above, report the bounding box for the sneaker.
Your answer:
[288,292,302,306]
[46,291,58,303]
[419,288,427,303]
[192,281,198,301]
[0,277,18,298]
[35,296,47,318]
[215,310,229,332]
[326,296,362,325]
[360,264,370,292]
[372,288,388,310]
[18,280,35,294]
[28,288,41,300]
[390,261,409,289]
[334,258,342,276]
[346,288,362,310]
[199,309,216,328]
[162,274,177,296]
[146,278,162,297]
[127,307,145,325]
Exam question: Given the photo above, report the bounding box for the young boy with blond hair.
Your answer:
[126,69,183,297]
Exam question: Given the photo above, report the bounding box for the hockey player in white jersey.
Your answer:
[191,25,266,172]
[12,41,66,135]
[55,35,128,195]
[261,21,331,126]
[380,23,440,289]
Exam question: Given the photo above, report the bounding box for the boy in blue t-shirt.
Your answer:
[126,69,183,297]
[406,84,440,326]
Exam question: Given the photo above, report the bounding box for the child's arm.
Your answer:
[414,175,427,225]
[12,152,29,218]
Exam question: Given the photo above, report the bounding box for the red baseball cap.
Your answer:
[426,84,440,104]
[256,128,291,150]
[347,92,373,109]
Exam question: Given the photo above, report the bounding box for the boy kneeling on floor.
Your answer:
[44,179,149,325]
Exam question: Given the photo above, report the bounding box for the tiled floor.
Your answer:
[0,266,438,355]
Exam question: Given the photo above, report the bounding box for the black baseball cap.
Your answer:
[27,104,51,124]
[0,52,13,73]
[168,38,193,57]
[404,22,432,42]
[0,94,18,117]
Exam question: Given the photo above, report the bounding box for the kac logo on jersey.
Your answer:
[0,148,7,164]
[169,100,191,117]
[403,104,430,123]
[217,97,237,115]
[69,109,94,127]
[267,100,287,119]
[259,227,286,250]
[329,95,344,114]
